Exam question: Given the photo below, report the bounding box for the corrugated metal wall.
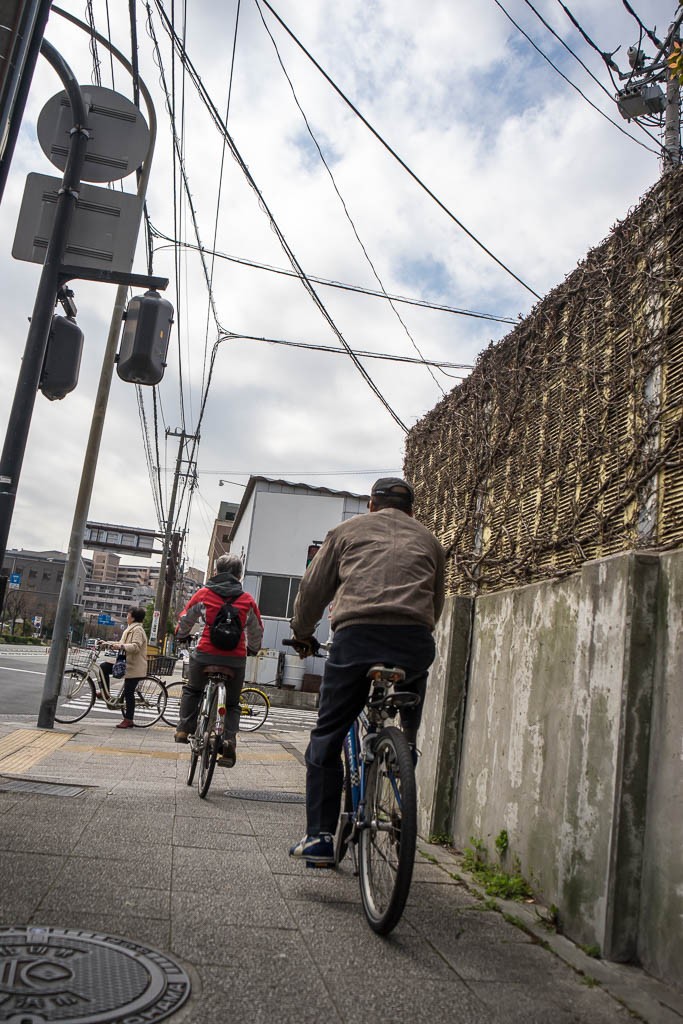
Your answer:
[405,170,683,596]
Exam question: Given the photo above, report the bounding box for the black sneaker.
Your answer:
[216,740,236,767]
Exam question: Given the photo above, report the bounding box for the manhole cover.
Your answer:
[0,926,190,1023]
[225,788,304,803]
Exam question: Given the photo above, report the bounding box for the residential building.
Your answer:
[1,549,86,633]
[206,500,239,580]
[229,477,369,665]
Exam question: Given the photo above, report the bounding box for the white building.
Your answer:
[228,477,369,684]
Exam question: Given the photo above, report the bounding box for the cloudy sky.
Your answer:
[0,0,675,573]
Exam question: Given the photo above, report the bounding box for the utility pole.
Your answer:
[664,26,682,172]
[149,430,198,652]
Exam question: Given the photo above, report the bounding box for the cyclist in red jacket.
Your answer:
[174,554,263,767]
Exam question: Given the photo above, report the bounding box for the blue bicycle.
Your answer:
[336,663,419,934]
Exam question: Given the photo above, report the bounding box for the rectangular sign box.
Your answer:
[13,173,143,273]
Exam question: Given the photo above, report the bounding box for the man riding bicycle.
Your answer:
[174,554,263,767]
[288,477,445,865]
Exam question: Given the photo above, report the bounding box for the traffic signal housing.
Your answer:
[39,314,84,400]
[117,289,174,385]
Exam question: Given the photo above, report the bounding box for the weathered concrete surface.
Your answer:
[416,594,472,837]
[638,550,683,987]
[446,553,660,963]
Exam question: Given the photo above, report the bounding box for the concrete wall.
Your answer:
[418,549,681,988]
[638,551,683,985]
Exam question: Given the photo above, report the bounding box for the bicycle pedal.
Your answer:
[305,860,335,870]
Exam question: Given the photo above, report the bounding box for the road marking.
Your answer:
[0,729,71,773]
[0,666,45,675]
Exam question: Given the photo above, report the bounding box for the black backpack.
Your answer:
[209,596,243,650]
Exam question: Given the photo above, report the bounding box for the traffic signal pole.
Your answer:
[0,40,89,570]
[37,19,159,728]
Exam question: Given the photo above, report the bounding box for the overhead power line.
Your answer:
[254,0,445,397]
[494,0,661,155]
[152,0,409,433]
[257,0,542,301]
[148,226,518,324]
[216,330,474,371]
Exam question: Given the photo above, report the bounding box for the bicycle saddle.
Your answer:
[202,664,235,676]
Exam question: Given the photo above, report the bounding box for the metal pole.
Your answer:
[0,40,88,569]
[37,17,158,728]
[664,25,682,173]
[150,433,186,653]
[0,0,52,206]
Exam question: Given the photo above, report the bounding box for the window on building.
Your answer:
[28,569,37,579]
[42,572,51,581]
[258,576,301,618]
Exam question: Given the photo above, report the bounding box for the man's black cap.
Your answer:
[370,477,415,505]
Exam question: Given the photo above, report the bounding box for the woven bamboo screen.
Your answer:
[404,170,683,596]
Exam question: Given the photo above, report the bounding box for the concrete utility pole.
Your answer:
[150,430,198,653]
[37,15,159,729]
[664,26,682,171]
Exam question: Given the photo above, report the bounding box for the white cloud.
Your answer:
[0,0,673,572]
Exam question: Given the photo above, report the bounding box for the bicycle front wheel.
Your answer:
[55,669,95,723]
[132,676,166,728]
[198,688,221,798]
[162,681,183,727]
[335,736,355,865]
[239,687,270,732]
[358,726,417,935]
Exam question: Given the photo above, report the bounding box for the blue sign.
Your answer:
[97,614,113,625]
[9,572,21,587]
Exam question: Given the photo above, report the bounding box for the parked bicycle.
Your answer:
[283,639,419,935]
[162,679,270,732]
[54,644,167,727]
[184,665,233,798]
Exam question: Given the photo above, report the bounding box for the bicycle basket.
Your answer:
[147,655,177,676]
[66,647,96,670]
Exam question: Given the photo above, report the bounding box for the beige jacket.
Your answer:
[119,622,148,678]
[291,508,446,638]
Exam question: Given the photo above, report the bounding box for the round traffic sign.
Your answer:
[37,84,150,183]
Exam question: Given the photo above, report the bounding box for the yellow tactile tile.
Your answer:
[0,729,72,774]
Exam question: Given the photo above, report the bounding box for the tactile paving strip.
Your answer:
[0,926,191,1023]
[0,729,71,774]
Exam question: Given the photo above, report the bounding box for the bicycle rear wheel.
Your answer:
[132,676,167,727]
[239,687,270,731]
[198,688,221,798]
[358,726,416,935]
[162,681,183,727]
[55,669,95,723]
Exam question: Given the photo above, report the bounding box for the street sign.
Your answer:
[37,86,150,183]
[12,173,142,273]
[97,614,113,625]
[32,615,42,628]
[149,609,160,644]
[9,572,20,587]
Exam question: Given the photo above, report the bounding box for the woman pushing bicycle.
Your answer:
[99,606,150,729]
[173,554,263,767]
[288,477,446,866]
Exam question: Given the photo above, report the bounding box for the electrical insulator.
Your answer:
[116,289,174,385]
[39,314,84,400]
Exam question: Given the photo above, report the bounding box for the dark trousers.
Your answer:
[305,624,435,835]
[99,661,143,721]
[178,651,245,741]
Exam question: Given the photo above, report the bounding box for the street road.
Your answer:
[0,652,47,715]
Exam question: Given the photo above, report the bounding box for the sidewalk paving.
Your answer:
[0,715,681,1024]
